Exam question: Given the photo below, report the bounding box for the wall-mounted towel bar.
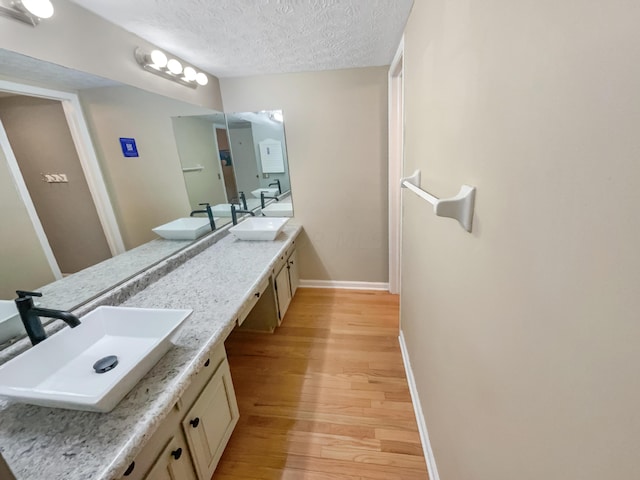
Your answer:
[181,165,204,173]
[400,169,476,232]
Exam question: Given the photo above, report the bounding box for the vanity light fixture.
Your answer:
[0,0,54,26]
[134,47,209,89]
[166,58,183,75]
[183,66,197,82]
[195,72,209,86]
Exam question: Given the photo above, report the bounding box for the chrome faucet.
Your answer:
[268,179,282,194]
[231,204,255,225]
[260,191,280,209]
[14,291,81,346]
[190,203,216,231]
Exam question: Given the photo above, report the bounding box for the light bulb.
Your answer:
[195,72,208,86]
[166,59,183,75]
[18,0,54,18]
[149,50,167,69]
[183,66,197,81]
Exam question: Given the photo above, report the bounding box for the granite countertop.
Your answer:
[0,224,301,480]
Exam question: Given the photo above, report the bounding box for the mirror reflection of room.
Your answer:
[0,50,293,349]
[226,110,293,217]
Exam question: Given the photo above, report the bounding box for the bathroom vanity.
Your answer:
[0,223,301,480]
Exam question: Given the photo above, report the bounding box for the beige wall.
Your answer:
[227,126,260,195]
[401,1,640,479]
[80,86,222,249]
[221,67,388,282]
[0,135,55,299]
[0,0,222,110]
[0,96,111,274]
[172,116,227,210]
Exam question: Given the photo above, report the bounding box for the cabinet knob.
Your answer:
[190,417,200,428]
[123,461,135,476]
[171,448,183,460]
[204,358,210,367]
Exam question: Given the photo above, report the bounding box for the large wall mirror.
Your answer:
[0,48,294,348]
[172,110,294,219]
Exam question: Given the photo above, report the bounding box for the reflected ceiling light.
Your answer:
[271,111,284,123]
[134,47,209,89]
[0,0,54,26]
[195,72,209,86]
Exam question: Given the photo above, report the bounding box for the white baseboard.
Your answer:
[298,280,390,291]
[399,329,440,480]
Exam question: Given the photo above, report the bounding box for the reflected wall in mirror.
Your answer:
[226,110,294,216]
[171,113,234,227]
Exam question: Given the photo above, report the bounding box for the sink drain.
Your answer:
[93,355,118,373]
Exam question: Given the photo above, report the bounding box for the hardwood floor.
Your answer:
[216,288,428,479]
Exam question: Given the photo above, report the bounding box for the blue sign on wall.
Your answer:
[119,137,139,157]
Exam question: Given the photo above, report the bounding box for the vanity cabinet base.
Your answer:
[117,344,238,480]
[236,277,279,332]
[237,244,300,333]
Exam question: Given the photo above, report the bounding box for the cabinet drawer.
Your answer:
[177,343,227,412]
[144,429,197,480]
[272,239,296,277]
[118,405,182,480]
[237,276,269,326]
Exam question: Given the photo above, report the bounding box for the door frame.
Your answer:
[0,79,125,278]
[388,37,405,294]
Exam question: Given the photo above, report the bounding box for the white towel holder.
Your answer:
[400,169,476,232]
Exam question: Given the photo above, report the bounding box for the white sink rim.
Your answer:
[152,217,212,240]
[0,306,192,412]
[251,187,280,199]
[261,202,294,217]
[229,216,290,241]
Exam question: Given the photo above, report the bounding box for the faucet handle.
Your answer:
[198,202,211,207]
[16,290,42,299]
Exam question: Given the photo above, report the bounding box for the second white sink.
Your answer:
[0,306,192,412]
[229,217,289,241]
[152,217,213,240]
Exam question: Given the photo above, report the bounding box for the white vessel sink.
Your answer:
[229,217,290,241]
[211,199,260,217]
[152,217,213,240]
[0,301,24,345]
[0,306,192,412]
[261,201,293,217]
[251,187,279,199]
[210,203,234,217]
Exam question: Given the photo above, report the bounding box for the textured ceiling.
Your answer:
[70,0,413,78]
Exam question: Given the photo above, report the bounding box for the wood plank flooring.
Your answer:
[216,288,428,479]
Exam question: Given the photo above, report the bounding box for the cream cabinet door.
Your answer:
[182,359,239,480]
[287,249,299,297]
[274,264,292,323]
[145,430,197,480]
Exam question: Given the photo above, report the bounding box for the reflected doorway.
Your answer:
[0,95,111,277]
